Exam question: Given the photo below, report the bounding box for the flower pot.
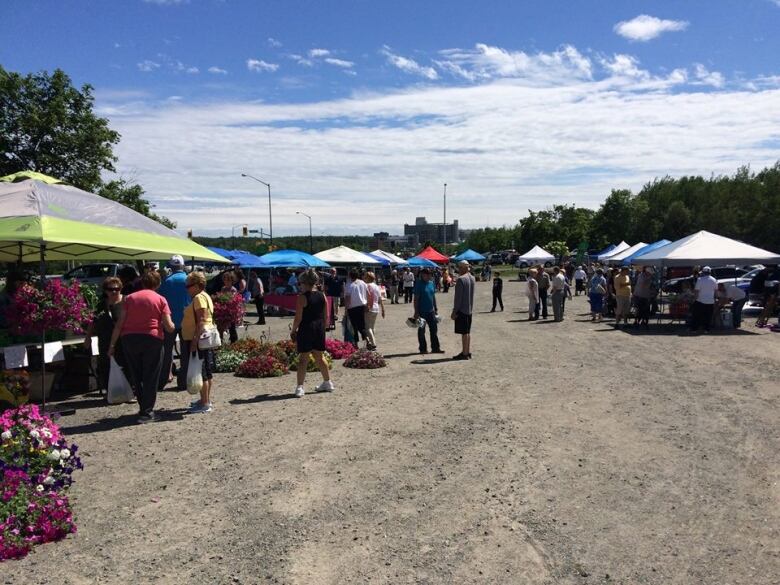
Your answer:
[27,370,55,402]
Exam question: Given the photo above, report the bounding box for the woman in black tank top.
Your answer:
[290,270,334,397]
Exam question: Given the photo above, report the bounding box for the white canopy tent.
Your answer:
[370,249,406,264]
[606,242,647,265]
[314,245,380,264]
[598,241,630,261]
[632,231,780,267]
[516,245,555,265]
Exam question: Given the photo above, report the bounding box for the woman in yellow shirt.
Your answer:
[181,271,216,413]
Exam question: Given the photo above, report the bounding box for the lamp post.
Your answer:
[296,211,313,253]
[443,183,447,253]
[241,173,273,247]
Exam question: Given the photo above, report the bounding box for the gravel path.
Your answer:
[6,281,779,584]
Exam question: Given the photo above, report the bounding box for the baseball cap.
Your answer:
[701,266,712,273]
[169,254,185,267]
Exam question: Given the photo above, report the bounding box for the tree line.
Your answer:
[465,163,780,256]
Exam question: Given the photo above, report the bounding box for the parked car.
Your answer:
[487,253,504,265]
[661,266,752,294]
[515,258,553,269]
[62,263,135,286]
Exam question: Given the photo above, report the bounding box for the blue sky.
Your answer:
[2,0,780,236]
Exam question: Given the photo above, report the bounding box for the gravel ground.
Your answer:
[4,281,779,584]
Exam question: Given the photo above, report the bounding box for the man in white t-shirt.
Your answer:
[718,282,747,328]
[344,269,369,347]
[573,266,587,295]
[550,267,566,322]
[402,269,415,304]
[691,266,717,332]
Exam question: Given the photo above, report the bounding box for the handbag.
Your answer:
[107,357,135,404]
[186,352,204,395]
[198,325,222,350]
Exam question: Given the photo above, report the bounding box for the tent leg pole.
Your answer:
[39,244,46,413]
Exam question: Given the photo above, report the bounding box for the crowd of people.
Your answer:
[70,252,779,421]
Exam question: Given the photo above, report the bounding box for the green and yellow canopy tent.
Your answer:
[0,172,229,410]
[0,172,228,263]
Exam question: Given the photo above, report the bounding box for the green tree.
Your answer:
[0,66,118,192]
[0,65,174,227]
[545,240,569,262]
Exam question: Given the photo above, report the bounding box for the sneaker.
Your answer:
[316,380,335,392]
[190,402,213,414]
[452,353,469,361]
[431,349,445,354]
[295,386,305,398]
[137,412,158,424]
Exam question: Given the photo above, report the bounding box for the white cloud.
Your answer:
[106,64,780,234]
[614,14,689,42]
[309,48,331,58]
[436,43,591,84]
[289,54,313,67]
[324,57,354,68]
[382,47,438,80]
[246,59,279,73]
[267,37,282,48]
[692,63,725,88]
[208,66,228,75]
[137,60,161,72]
[186,66,199,74]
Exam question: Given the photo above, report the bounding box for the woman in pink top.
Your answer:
[109,270,175,424]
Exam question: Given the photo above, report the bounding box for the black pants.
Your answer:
[404,286,414,303]
[731,298,746,328]
[491,291,503,311]
[159,328,183,391]
[347,306,367,345]
[122,334,164,417]
[254,295,265,324]
[635,297,651,325]
[539,289,548,318]
[691,301,714,331]
[418,311,440,353]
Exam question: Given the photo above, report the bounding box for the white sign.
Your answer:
[3,345,29,369]
[43,341,65,363]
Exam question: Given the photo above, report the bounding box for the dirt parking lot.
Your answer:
[5,280,779,584]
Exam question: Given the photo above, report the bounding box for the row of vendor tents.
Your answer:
[206,245,489,269]
[515,232,780,268]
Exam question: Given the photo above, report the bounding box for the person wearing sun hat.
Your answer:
[158,254,191,390]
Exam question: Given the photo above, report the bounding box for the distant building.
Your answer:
[373,231,418,250]
[403,216,459,246]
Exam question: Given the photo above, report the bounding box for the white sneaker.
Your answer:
[316,380,335,392]
[295,386,305,398]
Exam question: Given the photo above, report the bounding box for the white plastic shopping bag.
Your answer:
[107,357,134,404]
[186,352,204,395]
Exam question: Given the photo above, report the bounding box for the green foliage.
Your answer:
[0,65,174,228]
[464,162,780,255]
[545,240,569,260]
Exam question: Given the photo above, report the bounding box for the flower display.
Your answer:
[214,350,249,373]
[225,338,266,356]
[235,355,289,378]
[289,351,333,372]
[7,281,93,336]
[275,339,298,361]
[343,349,387,369]
[1,405,83,561]
[211,292,245,331]
[324,339,357,360]
[0,371,30,409]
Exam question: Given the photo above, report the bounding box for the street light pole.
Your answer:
[241,173,273,247]
[296,211,313,253]
[443,183,447,252]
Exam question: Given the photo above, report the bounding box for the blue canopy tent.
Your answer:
[620,240,672,266]
[230,251,269,268]
[404,256,438,268]
[259,249,331,268]
[365,253,391,266]
[594,243,616,260]
[205,246,236,262]
[453,249,486,262]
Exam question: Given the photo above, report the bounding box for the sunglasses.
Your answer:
[105,287,121,292]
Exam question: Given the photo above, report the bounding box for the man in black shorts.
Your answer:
[452,260,475,360]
